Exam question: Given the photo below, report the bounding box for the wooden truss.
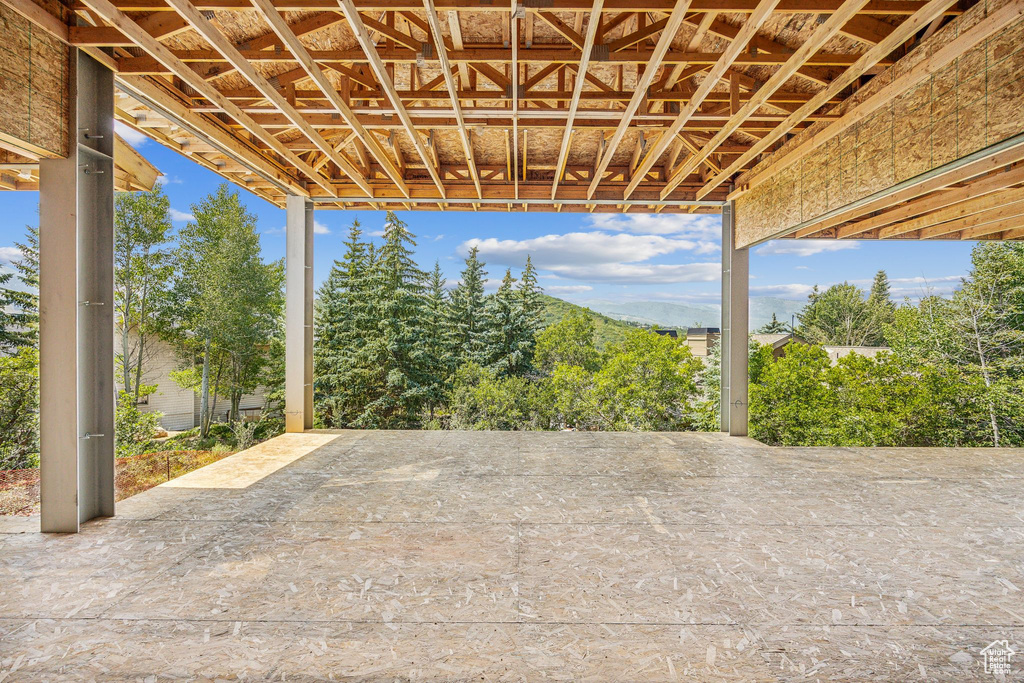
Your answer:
[9,0,1021,229]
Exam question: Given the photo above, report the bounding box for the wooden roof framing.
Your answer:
[4,0,1022,234]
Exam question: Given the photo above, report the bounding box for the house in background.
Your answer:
[685,328,721,357]
[750,332,809,358]
[133,337,269,431]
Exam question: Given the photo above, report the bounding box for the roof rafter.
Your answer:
[78,0,337,195]
[422,0,482,198]
[696,0,964,199]
[251,0,410,196]
[552,0,603,201]
[337,0,448,197]
[634,0,870,200]
[585,0,693,200]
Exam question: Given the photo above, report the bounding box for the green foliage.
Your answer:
[545,363,599,430]
[115,389,163,458]
[482,269,535,376]
[798,282,879,346]
[354,211,429,427]
[447,246,489,365]
[0,346,39,469]
[591,329,703,431]
[114,186,174,399]
[534,309,600,373]
[448,363,542,430]
[0,271,32,354]
[757,312,788,334]
[165,184,283,434]
[537,294,634,349]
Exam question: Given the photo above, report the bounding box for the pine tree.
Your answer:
[518,255,544,367]
[868,269,893,307]
[447,246,489,365]
[8,225,39,347]
[421,261,453,419]
[314,221,374,427]
[483,269,535,377]
[757,313,788,334]
[356,211,428,427]
[0,271,31,354]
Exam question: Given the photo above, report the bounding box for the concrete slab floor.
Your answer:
[0,430,1022,680]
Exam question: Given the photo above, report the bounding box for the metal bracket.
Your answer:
[81,433,106,440]
[513,4,526,19]
[420,42,433,60]
[78,300,105,307]
[590,44,609,62]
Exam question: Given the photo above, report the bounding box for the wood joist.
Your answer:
[5,0,1021,224]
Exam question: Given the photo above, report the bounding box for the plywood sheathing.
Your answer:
[0,2,69,158]
[734,0,1024,246]
[2,430,1024,679]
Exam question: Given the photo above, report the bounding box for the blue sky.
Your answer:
[0,125,976,305]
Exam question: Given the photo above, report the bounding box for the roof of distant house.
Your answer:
[687,328,720,335]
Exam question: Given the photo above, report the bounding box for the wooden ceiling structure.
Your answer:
[2,0,1024,238]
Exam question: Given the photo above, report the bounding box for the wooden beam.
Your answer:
[624,0,783,200]
[738,0,1024,196]
[552,0,603,200]
[696,0,963,200]
[536,10,585,48]
[784,142,1024,240]
[117,75,306,193]
[79,0,327,195]
[337,0,447,197]
[644,0,869,200]
[160,0,372,195]
[585,0,693,199]
[251,0,410,196]
[819,164,1024,239]
[920,197,1024,239]
[423,0,481,197]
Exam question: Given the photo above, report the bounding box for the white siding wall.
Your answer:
[129,336,270,431]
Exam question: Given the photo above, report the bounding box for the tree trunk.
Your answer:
[200,337,211,438]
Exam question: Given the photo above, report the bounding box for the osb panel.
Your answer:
[735,1,1024,247]
[0,3,68,158]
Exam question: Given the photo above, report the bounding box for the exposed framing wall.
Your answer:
[734,0,1024,247]
[0,1,69,158]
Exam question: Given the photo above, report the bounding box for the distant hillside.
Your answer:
[539,294,636,349]
[579,297,806,332]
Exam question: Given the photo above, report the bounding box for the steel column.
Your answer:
[39,50,116,532]
[720,201,749,436]
[285,195,314,432]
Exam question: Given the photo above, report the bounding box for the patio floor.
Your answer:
[1,430,1022,680]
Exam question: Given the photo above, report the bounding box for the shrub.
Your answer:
[0,347,39,469]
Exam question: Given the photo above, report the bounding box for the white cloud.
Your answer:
[157,174,183,185]
[0,246,22,264]
[547,262,721,284]
[114,121,148,147]
[757,239,860,257]
[588,213,721,240]
[462,232,700,268]
[313,220,330,235]
[367,229,385,237]
[546,285,593,295]
[750,283,816,298]
[434,234,445,241]
[794,265,811,271]
[169,208,194,223]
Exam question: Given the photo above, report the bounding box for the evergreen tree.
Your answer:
[356,211,428,427]
[757,312,788,334]
[8,224,39,347]
[518,255,544,367]
[314,221,374,426]
[0,270,32,354]
[421,261,453,418]
[447,246,489,365]
[482,269,534,376]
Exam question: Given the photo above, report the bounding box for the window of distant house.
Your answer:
[136,394,149,406]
